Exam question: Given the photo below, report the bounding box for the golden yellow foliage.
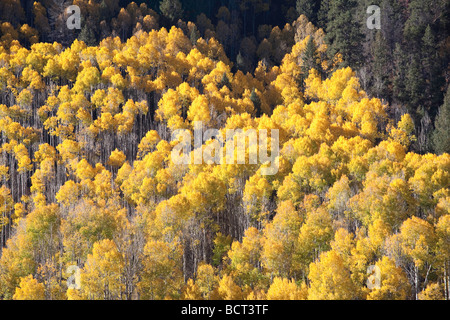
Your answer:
[13,275,45,300]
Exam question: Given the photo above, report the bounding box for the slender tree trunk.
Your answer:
[415,265,419,300]
[445,260,449,300]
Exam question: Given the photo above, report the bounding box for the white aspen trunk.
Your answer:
[415,265,419,300]
[446,260,450,300]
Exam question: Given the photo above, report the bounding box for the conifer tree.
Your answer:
[392,43,408,105]
[296,0,320,25]
[249,88,261,116]
[325,0,363,68]
[78,22,97,46]
[405,54,425,115]
[159,0,183,24]
[371,31,391,100]
[301,36,322,81]
[433,86,450,154]
[421,25,444,111]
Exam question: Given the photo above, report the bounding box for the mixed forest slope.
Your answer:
[0,1,448,300]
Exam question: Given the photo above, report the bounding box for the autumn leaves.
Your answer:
[0,17,448,300]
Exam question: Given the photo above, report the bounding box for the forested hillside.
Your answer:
[0,0,448,300]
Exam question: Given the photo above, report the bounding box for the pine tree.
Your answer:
[78,23,97,47]
[421,25,444,112]
[189,25,200,45]
[220,72,231,90]
[296,0,320,25]
[371,31,391,100]
[301,36,322,81]
[317,0,330,30]
[405,54,425,115]
[432,86,450,154]
[159,0,183,24]
[236,51,245,70]
[403,0,437,45]
[249,88,261,117]
[325,0,363,68]
[392,43,408,105]
[379,0,406,50]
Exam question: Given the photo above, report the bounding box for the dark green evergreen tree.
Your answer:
[317,0,330,30]
[432,86,450,154]
[78,21,97,47]
[325,0,364,68]
[403,0,434,44]
[236,51,245,70]
[159,0,183,24]
[296,0,320,25]
[371,30,391,100]
[190,25,200,45]
[99,0,113,20]
[392,43,408,105]
[421,25,444,113]
[250,88,262,117]
[405,54,425,115]
[220,72,231,90]
[380,0,406,50]
[301,36,322,81]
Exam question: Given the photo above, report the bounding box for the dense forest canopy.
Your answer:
[1,0,449,152]
[0,0,448,300]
